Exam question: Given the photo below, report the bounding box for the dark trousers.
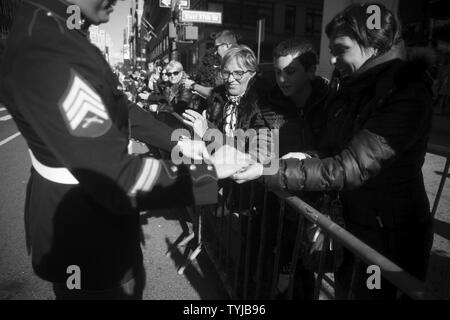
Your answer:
[52,265,146,300]
[334,219,434,300]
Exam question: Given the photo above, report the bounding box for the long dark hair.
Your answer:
[325,3,402,54]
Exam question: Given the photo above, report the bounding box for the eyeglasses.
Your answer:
[166,71,180,77]
[221,70,251,81]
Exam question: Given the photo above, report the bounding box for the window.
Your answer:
[285,5,296,34]
[222,1,240,27]
[210,0,273,32]
[242,0,258,28]
[305,8,322,35]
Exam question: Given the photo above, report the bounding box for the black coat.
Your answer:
[265,76,329,156]
[206,76,270,132]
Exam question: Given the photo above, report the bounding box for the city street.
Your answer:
[0,105,449,299]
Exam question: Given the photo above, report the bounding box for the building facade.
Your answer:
[142,0,324,74]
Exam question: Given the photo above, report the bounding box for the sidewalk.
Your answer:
[430,114,450,147]
[139,208,229,300]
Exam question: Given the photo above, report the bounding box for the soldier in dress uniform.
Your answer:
[0,0,249,299]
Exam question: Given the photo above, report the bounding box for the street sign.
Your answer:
[180,10,222,25]
[183,26,198,40]
[159,0,171,8]
[180,0,190,9]
[160,0,190,9]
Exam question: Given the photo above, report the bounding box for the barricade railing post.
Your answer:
[243,182,256,300]
[270,199,286,299]
[347,258,361,300]
[233,185,245,297]
[287,213,305,300]
[431,157,449,217]
[218,187,225,266]
[254,189,269,299]
[226,182,233,282]
[313,236,330,299]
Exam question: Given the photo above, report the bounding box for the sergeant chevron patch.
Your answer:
[58,70,111,137]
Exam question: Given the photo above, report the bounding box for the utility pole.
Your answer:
[256,18,265,64]
[170,0,181,61]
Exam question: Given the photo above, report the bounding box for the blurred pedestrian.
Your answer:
[184,30,238,99]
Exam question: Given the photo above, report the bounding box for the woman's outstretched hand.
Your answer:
[182,109,208,139]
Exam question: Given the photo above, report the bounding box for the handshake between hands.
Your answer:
[177,138,311,182]
[179,108,312,182]
[176,138,256,180]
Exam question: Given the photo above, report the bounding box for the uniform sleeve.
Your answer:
[12,59,217,214]
[264,84,431,192]
[127,101,178,152]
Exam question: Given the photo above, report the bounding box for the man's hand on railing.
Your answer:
[281,152,312,160]
[232,162,263,184]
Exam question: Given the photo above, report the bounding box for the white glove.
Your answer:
[210,145,252,179]
[281,152,312,160]
[176,138,210,161]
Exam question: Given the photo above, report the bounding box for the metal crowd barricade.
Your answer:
[427,143,450,217]
[198,181,436,300]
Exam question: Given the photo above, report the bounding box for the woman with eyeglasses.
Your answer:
[149,60,194,134]
[160,60,193,115]
[184,30,238,100]
[182,45,272,217]
[182,45,270,149]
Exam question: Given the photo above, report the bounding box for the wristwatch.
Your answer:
[190,82,196,91]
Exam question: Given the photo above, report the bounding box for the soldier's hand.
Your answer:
[177,138,210,161]
[210,145,252,179]
[232,162,263,184]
